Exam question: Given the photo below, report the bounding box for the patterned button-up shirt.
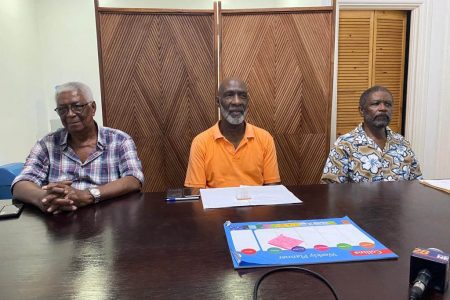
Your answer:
[321,123,422,183]
[12,125,144,190]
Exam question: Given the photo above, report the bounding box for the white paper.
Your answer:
[420,179,450,192]
[200,185,302,209]
[230,230,261,252]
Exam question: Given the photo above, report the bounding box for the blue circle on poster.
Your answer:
[291,246,306,252]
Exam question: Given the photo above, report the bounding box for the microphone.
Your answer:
[410,269,432,300]
[409,247,449,300]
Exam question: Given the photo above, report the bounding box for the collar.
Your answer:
[357,123,395,140]
[59,129,69,147]
[213,122,255,140]
[355,123,399,149]
[59,122,104,150]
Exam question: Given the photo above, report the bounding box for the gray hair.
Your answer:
[55,82,94,102]
[359,86,393,109]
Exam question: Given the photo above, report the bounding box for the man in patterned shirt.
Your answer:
[321,86,422,183]
[12,82,144,214]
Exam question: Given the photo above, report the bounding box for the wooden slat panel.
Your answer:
[98,12,216,192]
[221,10,333,185]
[372,10,407,133]
[337,11,373,136]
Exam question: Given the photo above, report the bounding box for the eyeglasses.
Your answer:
[54,102,92,116]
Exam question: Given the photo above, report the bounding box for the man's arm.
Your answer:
[13,181,74,213]
[13,181,48,211]
[118,137,144,187]
[262,136,281,185]
[407,145,423,180]
[96,176,142,199]
[41,176,141,214]
[409,159,423,180]
[64,176,141,208]
[10,139,70,212]
[320,146,350,184]
[184,136,207,188]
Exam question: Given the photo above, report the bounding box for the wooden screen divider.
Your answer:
[220,5,335,185]
[95,1,335,191]
[95,2,217,192]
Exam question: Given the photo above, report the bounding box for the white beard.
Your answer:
[220,103,247,125]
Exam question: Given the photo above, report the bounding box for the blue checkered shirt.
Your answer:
[12,125,144,190]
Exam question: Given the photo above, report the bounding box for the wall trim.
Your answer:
[339,0,424,10]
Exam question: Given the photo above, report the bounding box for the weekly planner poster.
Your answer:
[224,216,398,269]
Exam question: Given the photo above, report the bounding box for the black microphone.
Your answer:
[410,269,432,300]
[409,247,449,300]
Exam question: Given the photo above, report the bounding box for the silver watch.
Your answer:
[89,188,101,203]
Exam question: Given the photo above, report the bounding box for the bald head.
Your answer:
[218,77,248,96]
[218,78,249,125]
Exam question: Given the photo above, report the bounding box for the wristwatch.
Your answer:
[89,188,101,204]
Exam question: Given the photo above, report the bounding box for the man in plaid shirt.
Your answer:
[12,82,144,214]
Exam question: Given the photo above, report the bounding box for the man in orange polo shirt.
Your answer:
[184,78,281,188]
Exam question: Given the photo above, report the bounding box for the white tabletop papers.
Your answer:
[200,185,302,209]
[420,179,450,194]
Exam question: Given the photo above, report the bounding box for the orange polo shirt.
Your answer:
[184,122,280,188]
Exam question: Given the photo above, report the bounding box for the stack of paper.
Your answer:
[200,185,302,209]
[420,179,450,194]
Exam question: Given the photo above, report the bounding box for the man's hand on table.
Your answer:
[41,181,94,214]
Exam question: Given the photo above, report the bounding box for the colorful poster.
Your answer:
[224,216,398,269]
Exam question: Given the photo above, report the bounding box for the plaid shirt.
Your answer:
[12,125,144,190]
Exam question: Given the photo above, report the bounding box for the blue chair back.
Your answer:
[0,163,24,199]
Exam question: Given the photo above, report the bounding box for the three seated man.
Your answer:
[12,80,422,215]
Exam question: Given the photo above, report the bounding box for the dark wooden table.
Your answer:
[1,181,450,300]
